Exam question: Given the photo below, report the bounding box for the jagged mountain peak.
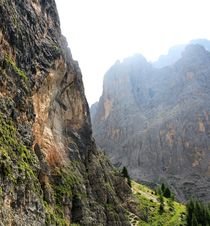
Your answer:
[153,39,210,68]
[122,53,148,64]
[91,41,210,202]
[104,53,149,80]
[181,44,210,61]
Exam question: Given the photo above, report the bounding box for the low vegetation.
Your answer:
[0,114,37,183]
[130,181,186,226]
[4,53,28,83]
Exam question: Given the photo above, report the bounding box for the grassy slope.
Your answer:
[128,181,186,226]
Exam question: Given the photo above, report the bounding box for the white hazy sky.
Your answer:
[55,0,210,105]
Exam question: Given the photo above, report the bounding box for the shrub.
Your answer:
[157,183,173,199]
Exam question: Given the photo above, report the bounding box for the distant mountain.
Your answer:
[91,44,210,202]
[190,39,210,49]
[153,39,210,68]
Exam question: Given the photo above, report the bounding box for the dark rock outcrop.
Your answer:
[0,0,136,225]
[91,46,210,202]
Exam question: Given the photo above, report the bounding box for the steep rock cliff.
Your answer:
[91,46,210,202]
[0,0,136,225]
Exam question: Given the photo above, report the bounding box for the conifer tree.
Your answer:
[159,194,164,214]
[191,213,198,226]
[122,166,132,187]
[163,187,171,198]
[186,199,210,225]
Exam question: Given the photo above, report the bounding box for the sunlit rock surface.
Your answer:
[0,0,137,225]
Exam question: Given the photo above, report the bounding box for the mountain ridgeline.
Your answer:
[153,39,210,68]
[0,0,139,225]
[91,43,210,202]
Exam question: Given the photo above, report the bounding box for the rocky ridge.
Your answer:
[0,0,137,225]
[91,45,210,202]
[153,39,210,68]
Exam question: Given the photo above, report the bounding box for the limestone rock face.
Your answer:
[0,0,135,225]
[91,46,210,202]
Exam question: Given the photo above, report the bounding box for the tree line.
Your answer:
[186,199,210,226]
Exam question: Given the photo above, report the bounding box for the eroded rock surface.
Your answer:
[91,46,210,202]
[0,0,136,225]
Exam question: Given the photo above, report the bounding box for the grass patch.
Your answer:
[4,53,28,83]
[51,166,76,207]
[0,114,37,183]
[44,201,71,226]
[131,181,186,226]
